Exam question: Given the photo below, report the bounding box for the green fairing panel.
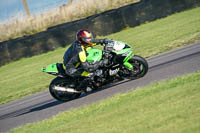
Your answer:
[86,48,103,62]
[41,63,58,73]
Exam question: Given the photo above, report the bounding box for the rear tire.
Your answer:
[126,55,148,80]
[49,77,81,102]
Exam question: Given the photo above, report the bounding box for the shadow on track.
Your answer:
[0,99,64,120]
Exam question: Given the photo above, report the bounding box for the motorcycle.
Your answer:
[42,40,148,102]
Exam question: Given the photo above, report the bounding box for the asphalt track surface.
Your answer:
[0,43,200,132]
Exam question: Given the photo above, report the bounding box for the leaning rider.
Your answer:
[63,29,108,92]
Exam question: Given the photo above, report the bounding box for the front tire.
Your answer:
[126,55,148,80]
[49,77,81,102]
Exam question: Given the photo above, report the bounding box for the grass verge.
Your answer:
[9,71,200,133]
[0,7,200,105]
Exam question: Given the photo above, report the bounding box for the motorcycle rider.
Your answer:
[63,29,108,92]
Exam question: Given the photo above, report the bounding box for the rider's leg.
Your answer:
[65,67,88,92]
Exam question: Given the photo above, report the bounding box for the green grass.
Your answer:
[9,71,200,133]
[0,7,200,105]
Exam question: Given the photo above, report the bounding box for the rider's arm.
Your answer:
[92,38,112,45]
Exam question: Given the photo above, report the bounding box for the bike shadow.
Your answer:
[0,99,64,120]
[28,79,131,112]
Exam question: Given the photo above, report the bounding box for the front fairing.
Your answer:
[110,41,134,69]
[105,41,132,55]
[110,41,134,60]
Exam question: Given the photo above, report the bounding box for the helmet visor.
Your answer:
[82,36,93,44]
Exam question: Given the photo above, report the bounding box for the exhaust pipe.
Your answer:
[53,86,81,93]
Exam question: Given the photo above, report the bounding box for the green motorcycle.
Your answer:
[42,41,148,102]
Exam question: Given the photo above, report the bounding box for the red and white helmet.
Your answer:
[76,29,94,46]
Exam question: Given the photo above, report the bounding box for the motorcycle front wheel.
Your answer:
[125,55,148,80]
[49,77,81,102]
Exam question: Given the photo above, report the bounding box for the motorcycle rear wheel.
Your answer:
[49,77,81,102]
[126,55,148,80]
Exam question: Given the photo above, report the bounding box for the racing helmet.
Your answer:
[76,29,94,46]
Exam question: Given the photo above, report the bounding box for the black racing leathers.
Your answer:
[63,41,101,77]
